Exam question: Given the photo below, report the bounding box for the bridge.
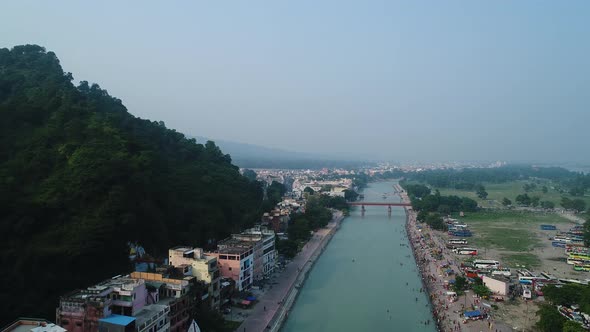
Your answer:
[347,202,411,207]
[347,201,411,215]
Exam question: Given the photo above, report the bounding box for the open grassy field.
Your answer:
[456,210,571,268]
[437,180,590,209]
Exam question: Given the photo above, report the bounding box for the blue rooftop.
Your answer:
[99,314,136,326]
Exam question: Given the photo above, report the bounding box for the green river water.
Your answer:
[282,181,436,331]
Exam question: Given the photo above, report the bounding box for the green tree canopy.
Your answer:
[0,45,264,324]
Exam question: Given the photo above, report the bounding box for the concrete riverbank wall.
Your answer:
[268,214,344,332]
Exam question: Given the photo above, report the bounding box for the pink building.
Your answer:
[207,239,254,291]
[232,226,276,281]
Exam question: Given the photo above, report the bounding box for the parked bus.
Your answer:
[473,259,500,269]
[569,253,590,261]
[453,247,478,255]
[491,268,511,277]
[567,257,590,266]
[448,239,468,245]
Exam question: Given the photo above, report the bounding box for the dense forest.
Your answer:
[0,45,264,324]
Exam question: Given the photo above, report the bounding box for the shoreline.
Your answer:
[399,184,511,332]
[266,211,344,332]
[396,183,441,331]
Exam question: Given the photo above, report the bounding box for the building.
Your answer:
[207,239,254,291]
[482,275,509,295]
[56,276,147,332]
[97,315,136,332]
[129,271,194,332]
[57,271,195,332]
[231,226,277,281]
[133,304,170,332]
[167,247,221,310]
[2,318,66,332]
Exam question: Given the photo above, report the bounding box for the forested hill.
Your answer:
[0,45,263,324]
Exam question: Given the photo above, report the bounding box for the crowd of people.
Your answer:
[398,185,504,332]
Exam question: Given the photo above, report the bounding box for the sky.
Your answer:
[1,1,589,163]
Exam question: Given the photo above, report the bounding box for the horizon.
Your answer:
[1,1,589,163]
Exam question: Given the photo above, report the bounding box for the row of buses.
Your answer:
[448,238,479,256]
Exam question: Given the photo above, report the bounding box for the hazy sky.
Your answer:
[1,1,589,162]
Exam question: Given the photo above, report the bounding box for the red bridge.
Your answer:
[347,202,411,207]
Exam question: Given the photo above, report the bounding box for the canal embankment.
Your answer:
[282,181,436,332]
[268,211,344,331]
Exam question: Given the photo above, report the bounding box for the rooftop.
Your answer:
[134,304,168,327]
[2,319,66,332]
[170,246,193,253]
[98,314,136,327]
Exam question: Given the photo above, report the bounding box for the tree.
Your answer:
[452,276,467,293]
[343,189,359,201]
[571,199,586,212]
[569,187,585,197]
[502,197,512,206]
[266,181,287,208]
[288,217,311,241]
[0,45,267,324]
[276,239,298,259]
[531,196,541,207]
[472,284,492,298]
[541,201,555,209]
[516,193,532,206]
[425,213,445,231]
[562,197,587,212]
[524,183,537,192]
[563,321,586,332]
[536,304,566,332]
[437,204,451,215]
[542,186,548,194]
[242,169,257,181]
[417,210,428,223]
[403,184,431,199]
[460,197,478,212]
[475,185,488,199]
[303,187,315,195]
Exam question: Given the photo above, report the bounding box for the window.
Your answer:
[228,267,232,271]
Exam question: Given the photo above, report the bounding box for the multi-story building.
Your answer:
[167,247,221,310]
[232,226,276,281]
[133,304,170,332]
[57,271,196,332]
[56,276,147,332]
[129,271,194,332]
[207,239,254,291]
[2,318,66,332]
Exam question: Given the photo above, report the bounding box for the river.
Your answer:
[282,181,436,331]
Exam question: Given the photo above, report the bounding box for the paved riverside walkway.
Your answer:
[238,211,343,332]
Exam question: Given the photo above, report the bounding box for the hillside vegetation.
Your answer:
[0,45,263,324]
